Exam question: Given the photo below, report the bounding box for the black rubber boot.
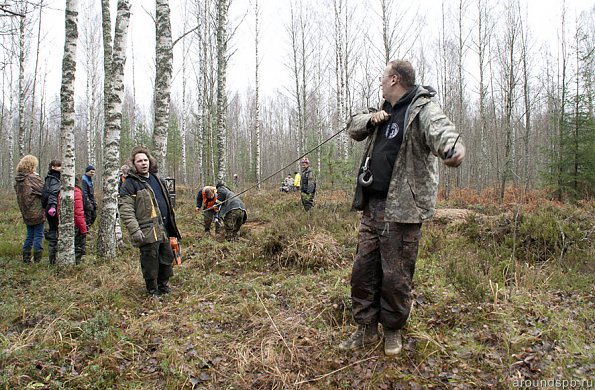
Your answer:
[22,250,32,263]
[158,280,171,294]
[46,230,58,265]
[33,250,43,263]
[145,279,161,297]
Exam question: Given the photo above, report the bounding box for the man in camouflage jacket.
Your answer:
[340,60,465,356]
[119,146,181,297]
[299,157,316,211]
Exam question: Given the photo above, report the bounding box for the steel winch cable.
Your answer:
[203,124,348,211]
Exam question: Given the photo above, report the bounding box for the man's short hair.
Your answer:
[388,60,416,88]
[49,159,62,170]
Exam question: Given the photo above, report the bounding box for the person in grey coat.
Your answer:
[215,182,247,241]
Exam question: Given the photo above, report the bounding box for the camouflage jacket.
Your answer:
[347,85,462,223]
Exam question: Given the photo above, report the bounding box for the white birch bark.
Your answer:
[288,4,303,160]
[57,0,79,266]
[215,0,229,181]
[333,0,348,160]
[28,0,44,155]
[153,0,173,174]
[17,0,28,158]
[254,0,261,189]
[181,31,188,184]
[97,0,130,258]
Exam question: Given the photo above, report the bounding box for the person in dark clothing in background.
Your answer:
[215,182,247,241]
[299,157,316,211]
[82,164,97,229]
[119,146,181,297]
[41,159,62,265]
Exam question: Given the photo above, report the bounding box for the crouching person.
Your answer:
[119,146,181,297]
[215,182,247,241]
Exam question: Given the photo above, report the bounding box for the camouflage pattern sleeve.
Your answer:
[347,108,377,142]
[419,100,462,157]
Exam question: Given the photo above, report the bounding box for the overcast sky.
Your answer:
[34,0,595,111]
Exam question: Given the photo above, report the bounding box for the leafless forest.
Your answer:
[0,0,593,200]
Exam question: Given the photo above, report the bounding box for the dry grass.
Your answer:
[0,188,593,388]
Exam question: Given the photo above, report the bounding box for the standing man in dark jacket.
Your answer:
[41,159,62,265]
[299,157,316,211]
[82,165,97,228]
[119,146,181,297]
[339,60,465,356]
[215,182,247,241]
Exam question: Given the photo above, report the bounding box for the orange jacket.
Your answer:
[196,186,218,210]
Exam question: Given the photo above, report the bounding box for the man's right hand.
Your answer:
[370,110,390,126]
[131,230,144,245]
[48,206,56,217]
[195,207,200,213]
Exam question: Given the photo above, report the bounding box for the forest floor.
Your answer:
[0,186,593,389]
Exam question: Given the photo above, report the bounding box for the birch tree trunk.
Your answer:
[519,10,533,197]
[28,0,44,155]
[499,0,521,202]
[215,0,229,181]
[17,0,28,158]
[180,4,190,184]
[101,0,112,144]
[6,65,15,180]
[153,0,173,173]
[97,0,130,258]
[288,4,303,160]
[254,0,262,189]
[333,0,348,159]
[556,4,569,202]
[81,2,102,166]
[475,0,491,190]
[57,0,79,266]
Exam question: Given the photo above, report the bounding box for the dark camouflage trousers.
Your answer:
[351,197,422,330]
[223,209,245,241]
[139,239,174,292]
[300,192,315,211]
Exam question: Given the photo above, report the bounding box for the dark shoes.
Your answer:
[33,250,43,263]
[22,250,32,263]
[146,277,172,298]
[338,324,379,350]
[147,286,171,297]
